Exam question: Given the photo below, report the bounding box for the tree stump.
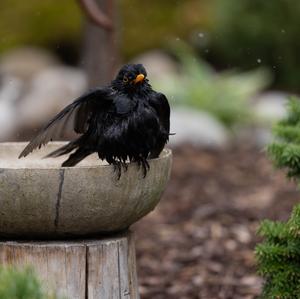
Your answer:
[0,231,139,299]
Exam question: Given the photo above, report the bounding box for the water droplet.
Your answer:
[198,33,204,38]
[281,29,286,34]
[175,37,180,41]
[257,58,262,64]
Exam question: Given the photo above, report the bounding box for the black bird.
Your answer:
[19,64,170,177]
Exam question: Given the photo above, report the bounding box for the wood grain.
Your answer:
[0,231,139,298]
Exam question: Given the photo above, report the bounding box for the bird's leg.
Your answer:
[131,156,149,177]
[122,161,128,172]
[140,158,150,178]
[119,155,128,172]
[106,155,122,179]
[112,160,122,180]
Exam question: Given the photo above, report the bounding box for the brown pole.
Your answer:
[78,0,113,30]
[78,0,119,88]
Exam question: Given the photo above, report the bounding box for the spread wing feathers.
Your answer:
[19,88,109,158]
[149,92,170,135]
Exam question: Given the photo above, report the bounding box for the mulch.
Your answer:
[134,143,300,299]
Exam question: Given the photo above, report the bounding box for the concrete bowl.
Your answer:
[0,142,172,238]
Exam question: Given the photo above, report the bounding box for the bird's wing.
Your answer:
[149,92,170,134]
[19,88,111,158]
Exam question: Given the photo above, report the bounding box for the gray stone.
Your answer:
[131,50,179,83]
[253,128,273,147]
[235,127,273,148]
[0,76,23,140]
[0,47,59,81]
[17,66,87,128]
[169,107,229,147]
[253,92,288,123]
[0,142,172,238]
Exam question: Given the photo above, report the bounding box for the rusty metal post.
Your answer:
[78,0,119,88]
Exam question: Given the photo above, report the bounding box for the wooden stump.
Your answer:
[0,231,139,299]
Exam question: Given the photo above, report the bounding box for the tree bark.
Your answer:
[81,0,119,88]
[0,231,139,299]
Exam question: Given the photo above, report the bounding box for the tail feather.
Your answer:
[61,148,92,167]
[44,140,78,158]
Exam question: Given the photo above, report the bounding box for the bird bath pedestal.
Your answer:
[0,142,172,298]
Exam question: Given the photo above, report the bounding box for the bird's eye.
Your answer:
[123,76,129,83]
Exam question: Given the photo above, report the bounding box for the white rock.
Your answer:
[169,107,229,147]
[253,128,273,147]
[0,47,58,81]
[17,66,87,128]
[253,92,288,122]
[236,127,273,148]
[131,50,179,83]
[0,76,23,140]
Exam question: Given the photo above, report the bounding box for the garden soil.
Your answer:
[135,143,299,299]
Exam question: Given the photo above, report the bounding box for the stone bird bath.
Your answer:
[0,142,172,238]
[0,142,172,298]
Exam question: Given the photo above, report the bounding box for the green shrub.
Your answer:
[211,0,300,91]
[256,97,300,298]
[256,209,300,299]
[0,267,58,299]
[268,98,300,179]
[154,43,270,127]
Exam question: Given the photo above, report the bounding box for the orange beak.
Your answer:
[133,74,145,84]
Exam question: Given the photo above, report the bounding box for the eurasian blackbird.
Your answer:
[19,64,170,177]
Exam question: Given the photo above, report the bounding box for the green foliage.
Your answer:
[0,267,58,299]
[0,0,209,59]
[0,0,299,92]
[154,43,270,127]
[256,97,300,298]
[268,98,300,179]
[121,0,211,59]
[211,0,300,91]
[256,209,300,298]
[0,0,82,52]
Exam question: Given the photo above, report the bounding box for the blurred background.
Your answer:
[0,0,299,298]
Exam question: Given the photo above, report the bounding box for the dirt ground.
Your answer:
[134,143,300,299]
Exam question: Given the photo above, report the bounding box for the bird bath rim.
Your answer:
[0,141,172,170]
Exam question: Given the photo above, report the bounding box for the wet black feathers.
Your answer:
[19,88,110,158]
[19,64,170,177]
